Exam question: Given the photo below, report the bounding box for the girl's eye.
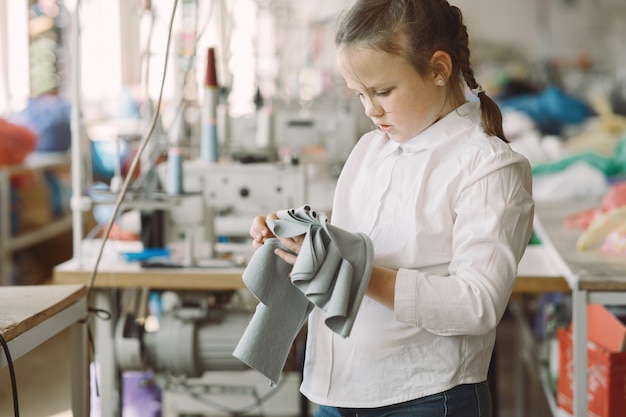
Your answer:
[376,90,390,97]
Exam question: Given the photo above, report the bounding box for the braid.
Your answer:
[451,5,508,143]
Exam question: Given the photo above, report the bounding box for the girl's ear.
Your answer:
[430,50,454,82]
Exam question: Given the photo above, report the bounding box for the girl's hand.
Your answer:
[273,234,304,266]
[249,213,305,266]
[250,213,278,249]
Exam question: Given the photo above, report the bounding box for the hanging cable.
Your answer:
[0,332,19,417]
[85,0,180,300]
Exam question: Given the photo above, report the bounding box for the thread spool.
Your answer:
[201,47,219,162]
[217,89,230,153]
[166,147,183,195]
[183,230,195,266]
[256,106,272,148]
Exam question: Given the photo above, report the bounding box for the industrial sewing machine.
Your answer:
[156,159,308,263]
[109,160,310,416]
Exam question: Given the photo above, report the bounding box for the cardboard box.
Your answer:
[557,325,626,417]
[587,304,626,352]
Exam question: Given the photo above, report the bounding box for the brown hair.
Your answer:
[335,0,508,142]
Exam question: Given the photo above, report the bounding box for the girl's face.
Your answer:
[337,45,458,143]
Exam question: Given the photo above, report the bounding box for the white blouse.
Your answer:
[299,101,535,408]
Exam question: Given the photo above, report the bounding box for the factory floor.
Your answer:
[0,311,554,417]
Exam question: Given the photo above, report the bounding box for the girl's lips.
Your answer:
[378,124,392,133]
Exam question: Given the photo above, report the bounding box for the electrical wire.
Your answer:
[110,0,214,202]
[129,95,183,193]
[195,0,217,43]
[70,3,179,409]
[0,332,19,417]
[140,5,156,102]
[0,306,99,417]
[85,0,180,300]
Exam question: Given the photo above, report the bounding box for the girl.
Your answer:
[251,1,534,415]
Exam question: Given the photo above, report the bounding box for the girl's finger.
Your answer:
[274,247,297,265]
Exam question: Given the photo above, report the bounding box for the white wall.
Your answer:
[455,0,626,71]
[286,0,626,74]
[277,0,626,100]
[0,0,29,114]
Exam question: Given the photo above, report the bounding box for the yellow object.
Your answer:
[601,222,626,254]
[577,205,626,251]
[591,95,626,136]
[563,95,626,157]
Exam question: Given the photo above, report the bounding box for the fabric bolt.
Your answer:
[233,205,374,385]
[300,101,535,408]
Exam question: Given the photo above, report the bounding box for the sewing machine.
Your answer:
[155,160,308,265]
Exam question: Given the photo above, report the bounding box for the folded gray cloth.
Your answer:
[232,205,374,385]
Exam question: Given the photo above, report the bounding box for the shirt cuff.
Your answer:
[394,268,418,326]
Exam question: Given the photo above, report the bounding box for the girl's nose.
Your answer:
[363,97,383,118]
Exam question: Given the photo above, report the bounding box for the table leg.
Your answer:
[71,298,89,417]
[94,289,122,417]
[572,289,588,417]
[511,304,526,417]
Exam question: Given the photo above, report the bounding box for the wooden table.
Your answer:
[0,284,89,416]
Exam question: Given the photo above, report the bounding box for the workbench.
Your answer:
[0,284,89,416]
[532,199,626,417]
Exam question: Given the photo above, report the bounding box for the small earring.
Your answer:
[436,79,444,86]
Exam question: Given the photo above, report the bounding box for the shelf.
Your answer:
[0,152,72,285]
[6,151,70,174]
[4,215,73,252]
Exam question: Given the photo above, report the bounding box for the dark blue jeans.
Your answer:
[314,382,492,417]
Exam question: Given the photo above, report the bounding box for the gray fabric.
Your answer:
[232,239,312,385]
[232,205,374,385]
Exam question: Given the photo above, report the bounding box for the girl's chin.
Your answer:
[377,126,412,143]
[386,133,410,143]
